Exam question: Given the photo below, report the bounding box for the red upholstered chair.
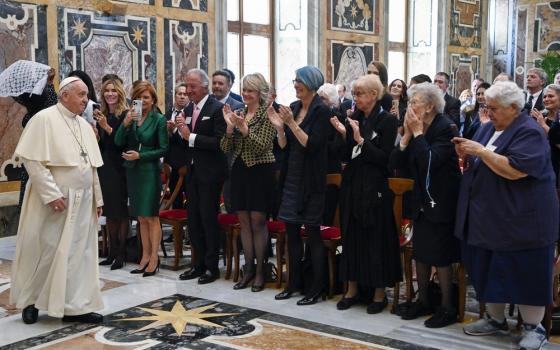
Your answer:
[159,165,190,270]
[219,213,240,280]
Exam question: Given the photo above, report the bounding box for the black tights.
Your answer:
[237,211,269,286]
[416,261,454,310]
[106,218,128,261]
[286,223,326,297]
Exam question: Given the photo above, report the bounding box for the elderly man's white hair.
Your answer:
[57,77,83,99]
[186,68,210,87]
[318,83,339,107]
[407,82,445,114]
[484,81,525,112]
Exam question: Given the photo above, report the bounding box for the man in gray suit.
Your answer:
[212,70,244,111]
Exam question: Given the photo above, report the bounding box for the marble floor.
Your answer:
[1,235,559,350]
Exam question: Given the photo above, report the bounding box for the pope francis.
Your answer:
[10,77,105,324]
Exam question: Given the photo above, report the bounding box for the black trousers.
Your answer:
[286,223,326,296]
[186,175,223,274]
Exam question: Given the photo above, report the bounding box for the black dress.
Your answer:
[389,114,461,266]
[97,112,128,219]
[338,105,402,287]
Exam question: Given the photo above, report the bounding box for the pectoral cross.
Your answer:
[80,150,88,163]
[430,200,436,208]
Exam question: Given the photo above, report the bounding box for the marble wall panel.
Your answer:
[163,0,207,11]
[515,6,528,87]
[329,41,374,92]
[535,3,560,51]
[58,7,156,95]
[449,0,483,49]
[330,0,375,34]
[450,54,480,96]
[411,0,433,48]
[0,0,48,70]
[164,19,208,111]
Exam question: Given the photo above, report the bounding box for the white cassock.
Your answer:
[10,102,104,317]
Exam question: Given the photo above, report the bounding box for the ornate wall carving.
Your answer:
[450,0,483,49]
[329,40,374,91]
[58,8,156,94]
[450,53,480,96]
[163,0,207,11]
[164,19,208,111]
[329,0,375,34]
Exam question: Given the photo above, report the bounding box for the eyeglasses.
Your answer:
[292,78,303,84]
[407,99,424,107]
[351,91,367,98]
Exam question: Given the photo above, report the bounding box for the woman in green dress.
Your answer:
[115,81,169,277]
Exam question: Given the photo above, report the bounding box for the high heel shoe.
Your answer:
[233,264,255,290]
[143,259,160,277]
[110,258,125,270]
[130,262,149,274]
[99,258,114,266]
[296,290,326,306]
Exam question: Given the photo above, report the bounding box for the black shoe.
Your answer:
[297,291,326,306]
[274,289,294,300]
[179,268,204,280]
[251,283,264,292]
[143,259,160,277]
[233,265,255,290]
[198,271,219,284]
[366,297,388,314]
[337,296,360,310]
[99,258,114,266]
[62,312,103,324]
[401,300,432,320]
[110,258,125,270]
[130,263,148,274]
[22,305,38,324]
[424,307,457,328]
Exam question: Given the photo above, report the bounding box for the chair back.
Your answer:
[388,177,414,245]
[326,173,342,228]
[160,165,187,210]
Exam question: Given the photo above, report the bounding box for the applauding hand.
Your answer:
[330,116,346,136]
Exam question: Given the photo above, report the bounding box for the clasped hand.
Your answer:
[175,112,191,139]
[223,104,248,135]
[329,116,362,144]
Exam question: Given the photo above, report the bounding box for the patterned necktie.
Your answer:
[191,106,200,130]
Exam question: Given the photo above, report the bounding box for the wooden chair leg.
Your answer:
[101,225,109,257]
[479,302,486,319]
[392,283,400,314]
[172,223,183,269]
[457,263,466,322]
[274,233,284,289]
[327,246,335,299]
[404,246,414,302]
[232,227,240,282]
[225,227,233,280]
[544,305,552,339]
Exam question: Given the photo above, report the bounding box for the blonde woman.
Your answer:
[95,78,129,270]
[221,73,276,291]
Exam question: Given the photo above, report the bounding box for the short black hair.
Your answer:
[435,72,450,84]
[212,70,232,85]
[411,74,432,84]
[222,68,235,83]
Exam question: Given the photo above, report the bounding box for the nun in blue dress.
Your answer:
[454,81,559,350]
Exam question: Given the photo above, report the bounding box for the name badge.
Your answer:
[201,116,210,121]
[186,117,192,123]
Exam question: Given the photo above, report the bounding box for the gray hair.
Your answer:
[317,83,339,107]
[545,84,560,96]
[174,82,187,94]
[528,68,548,85]
[484,81,525,111]
[407,82,445,114]
[186,68,209,87]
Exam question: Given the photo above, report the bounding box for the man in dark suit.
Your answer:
[222,68,243,103]
[524,68,547,111]
[211,70,244,110]
[177,69,227,284]
[164,83,189,210]
[434,72,461,127]
[336,84,350,105]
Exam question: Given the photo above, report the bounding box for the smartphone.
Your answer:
[392,99,399,110]
[132,99,142,120]
[92,103,100,111]
[449,123,459,137]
